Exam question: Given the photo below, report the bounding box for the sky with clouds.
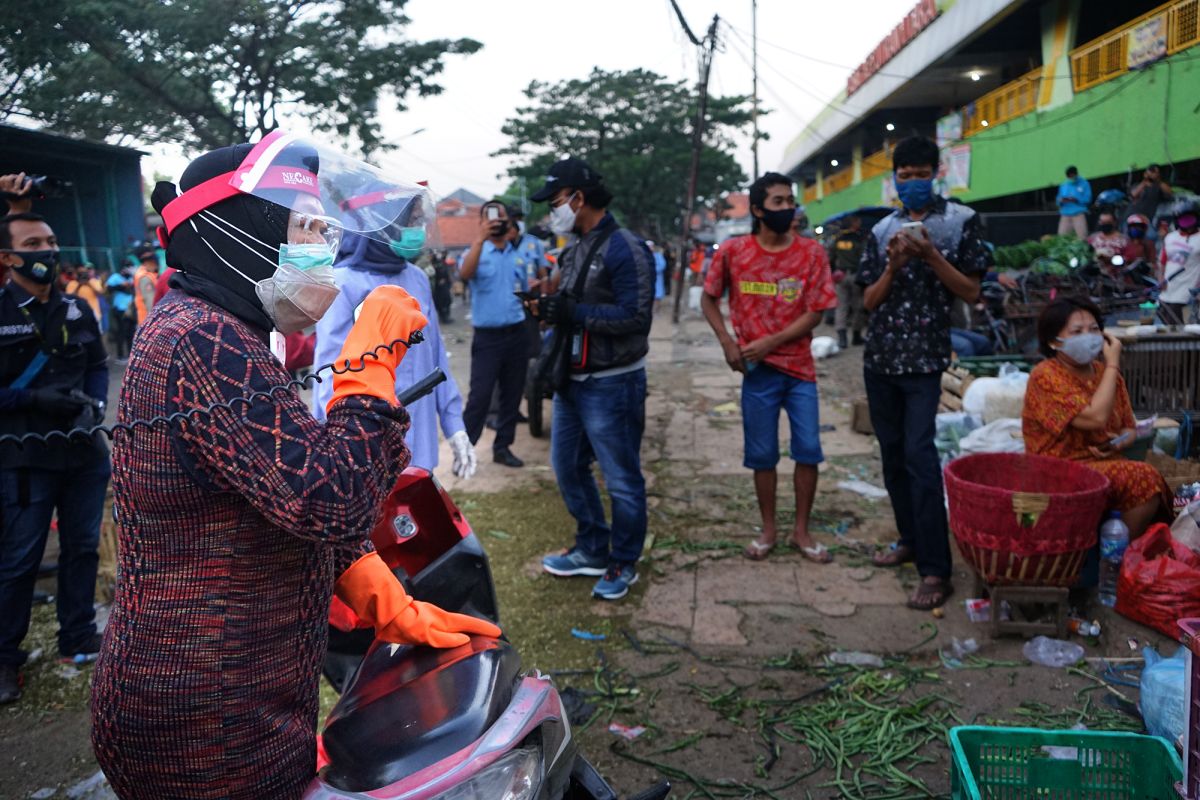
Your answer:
[147,0,916,201]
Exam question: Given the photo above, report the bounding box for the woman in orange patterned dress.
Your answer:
[1022,297,1172,539]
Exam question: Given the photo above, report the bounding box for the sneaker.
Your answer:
[0,665,19,704]
[592,563,638,601]
[59,631,103,664]
[542,547,607,577]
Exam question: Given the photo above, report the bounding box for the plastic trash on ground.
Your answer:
[827,651,885,668]
[964,598,991,623]
[608,722,646,741]
[1023,636,1085,668]
[1139,645,1187,744]
[836,480,889,500]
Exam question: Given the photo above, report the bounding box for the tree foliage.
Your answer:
[496,68,754,238]
[0,0,480,153]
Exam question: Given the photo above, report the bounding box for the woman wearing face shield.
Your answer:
[90,135,499,800]
[1022,297,1171,540]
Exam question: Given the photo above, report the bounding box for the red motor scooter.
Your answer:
[303,384,668,800]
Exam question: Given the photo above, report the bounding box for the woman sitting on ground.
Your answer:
[1022,297,1172,538]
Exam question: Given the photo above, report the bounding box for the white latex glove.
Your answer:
[449,430,477,480]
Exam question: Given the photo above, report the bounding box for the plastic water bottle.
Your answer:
[1097,511,1130,608]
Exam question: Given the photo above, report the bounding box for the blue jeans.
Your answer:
[551,369,647,564]
[863,369,952,579]
[0,453,109,664]
[950,328,994,358]
[741,364,823,469]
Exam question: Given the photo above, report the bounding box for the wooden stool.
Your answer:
[972,572,1069,638]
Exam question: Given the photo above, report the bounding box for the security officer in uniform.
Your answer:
[830,214,867,349]
[0,211,110,703]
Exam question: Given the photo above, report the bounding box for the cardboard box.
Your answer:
[851,398,874,435]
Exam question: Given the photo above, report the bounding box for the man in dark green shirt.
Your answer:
[829,214,865,348]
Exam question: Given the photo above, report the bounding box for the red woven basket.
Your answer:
[944,453,1110,586]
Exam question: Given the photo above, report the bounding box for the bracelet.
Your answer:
[1104,364,1119,371]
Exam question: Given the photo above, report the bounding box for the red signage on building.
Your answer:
[847,0,939,95]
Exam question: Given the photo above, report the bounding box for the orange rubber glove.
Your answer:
[334,552,502,648]
[327,285,428,412]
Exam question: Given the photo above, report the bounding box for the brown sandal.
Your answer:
[906,579,954,610]
[872,543,915,567]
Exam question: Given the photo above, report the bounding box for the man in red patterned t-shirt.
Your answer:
[701,172,837,564]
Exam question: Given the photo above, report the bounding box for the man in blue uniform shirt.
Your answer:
[458,201,528,468]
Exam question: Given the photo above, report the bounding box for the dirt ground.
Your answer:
[0,300,1177,799]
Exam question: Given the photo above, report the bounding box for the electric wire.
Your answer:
[0,331,430,450]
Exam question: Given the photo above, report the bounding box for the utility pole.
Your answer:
[670,8,721,324]
[752,0,759,179]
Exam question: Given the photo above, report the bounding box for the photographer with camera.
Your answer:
[0,209,110,704]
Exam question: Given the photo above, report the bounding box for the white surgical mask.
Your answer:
[1055,332,1104,364]
[549,195,579,236]
[195,210,341,334]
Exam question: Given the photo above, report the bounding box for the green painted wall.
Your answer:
[805,49,1200,224]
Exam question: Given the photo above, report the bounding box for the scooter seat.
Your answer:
[321,634,521,792]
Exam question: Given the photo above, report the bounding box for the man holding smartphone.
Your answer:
[458,201,528,467]
[858,136,990,611]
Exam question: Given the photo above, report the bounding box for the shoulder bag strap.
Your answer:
[567,222,618,300]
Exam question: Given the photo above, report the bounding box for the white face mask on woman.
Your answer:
[195,210,341,334]
[1056,332,1104,364]
[548,193,580,236]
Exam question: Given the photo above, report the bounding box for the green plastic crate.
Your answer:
[949,726,1182,799]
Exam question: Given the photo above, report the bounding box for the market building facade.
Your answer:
[782,0,1200,243]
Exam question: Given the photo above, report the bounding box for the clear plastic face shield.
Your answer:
[231,131,438,253]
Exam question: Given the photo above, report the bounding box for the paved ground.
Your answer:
[0,295,1175,799]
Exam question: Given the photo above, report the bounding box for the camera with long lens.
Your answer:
[26,175,74,199]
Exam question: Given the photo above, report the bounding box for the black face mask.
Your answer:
[759,208,794,235]
[7,249,59,285]
[491,220,509,237]
[1098,223,1115,234]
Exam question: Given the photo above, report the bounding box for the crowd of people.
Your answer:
[1057,163,1200,324]
[0,128,1192,799]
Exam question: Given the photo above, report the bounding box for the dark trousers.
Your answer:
[0,454,110,664]
[464,323,530,451]
[863,368,952,579]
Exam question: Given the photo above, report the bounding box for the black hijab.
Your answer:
[150,142,316,334]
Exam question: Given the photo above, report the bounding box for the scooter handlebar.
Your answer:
[397,368,447,407]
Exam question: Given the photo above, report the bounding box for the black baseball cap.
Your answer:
[530,157,603,202]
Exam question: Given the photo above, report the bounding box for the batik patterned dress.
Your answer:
[91,293,411,800]
[1022,358,1171,511]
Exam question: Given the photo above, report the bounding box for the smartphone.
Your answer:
[513,290,536,302]
[486,206,499,221]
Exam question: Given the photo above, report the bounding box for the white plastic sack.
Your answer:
[959,418,1025,455]
[962,377,999,418]
[980,364,1028,424]
[811,336,839,359]
[687,285,704,311]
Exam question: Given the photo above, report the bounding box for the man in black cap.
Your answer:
[531,158,656,601]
